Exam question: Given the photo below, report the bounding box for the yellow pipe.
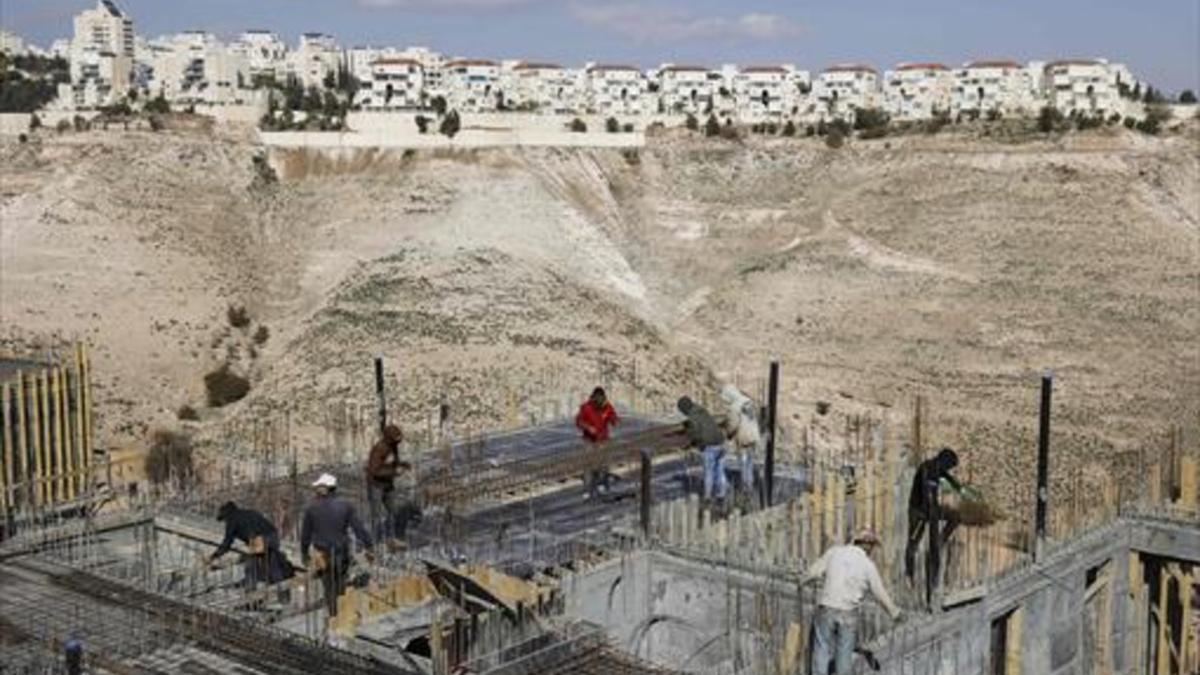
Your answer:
[63,368,76,502]
[1,381,12,515]
[57,366,69,502]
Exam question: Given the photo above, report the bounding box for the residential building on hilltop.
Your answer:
[510,62,581,114]
[1043,59,1131,117]
[883,62,954,120]
[234,30,287,83]
[586,64,647,116]
[953,60,1040,117]
[816,64,880,122]
[357,58,424,110]
[67,0,134,107]
[658,65,713,116]
[445,59,500,112]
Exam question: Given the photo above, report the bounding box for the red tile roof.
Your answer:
[587,64,640,73]
[660,65,709,73]
[741,66,789,74]
[513,61,563,71]
[964,60,1022,70]
[371,58,421,67]
[446,58,497,68]
[895,62,948,71]
[1044,59,1104,69]
[823,63,878,74]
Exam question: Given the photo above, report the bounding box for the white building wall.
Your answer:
[659,66,713,116]
[586,66,647,116]
[445,60,500,112]
[815,66,881,122]
[1043,59,1123,116]
[358,60,424,110]
[882,64,954,120]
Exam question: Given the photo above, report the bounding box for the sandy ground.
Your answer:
[1,122,1196,512]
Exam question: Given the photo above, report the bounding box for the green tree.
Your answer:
[144,94,170,114]
[439,109,461,138]
[431,95,448,116]
[569,117,587,132]
[781,120,796,137]
[605,116,620,133]
[1180,90,1197,104]
[685,113,698,131]
[1037,106,1065,133]
[415,114,430,133]
[704,114,721,137]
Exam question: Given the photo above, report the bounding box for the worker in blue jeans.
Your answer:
[806,530,902,674]
[676,396,728,507]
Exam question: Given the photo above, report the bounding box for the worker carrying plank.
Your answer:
[365,423,419,550]
[575,386,620,498]
[904,447,963,584]
[208,501,296,588]
[300,473,374,621]
[806,529,902,675]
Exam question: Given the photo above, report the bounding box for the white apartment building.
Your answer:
[234,30,287,83]
[510,62,580,114]
[443,59,500,112]
[883,62,954,120]
[953,60,1040,117]
[288,32,339,89]
[68,0,135,107]
[1,30,29,56]
[816,64,880,122]
[1043,59,1126,116]
[357,58,424,110]
[658,65,713,116]
[734,66,798,121]
[586,64,647,116]
[143,32,250,105]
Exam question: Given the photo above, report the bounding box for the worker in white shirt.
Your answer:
[719,384,762,504]
[805,529,902,675]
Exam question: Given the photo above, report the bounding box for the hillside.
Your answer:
[1,124,1196,510]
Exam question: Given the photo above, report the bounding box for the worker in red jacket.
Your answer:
[575,387,619,498]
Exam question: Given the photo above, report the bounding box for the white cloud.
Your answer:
[569,2,803,43]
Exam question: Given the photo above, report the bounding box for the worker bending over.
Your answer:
[719,385,762,506]
[904,447,963,584]
[300,473,374,624]
[209,501,296,588]
[575,387,620,498]
[677,396,728,509]
[806,530,902,675]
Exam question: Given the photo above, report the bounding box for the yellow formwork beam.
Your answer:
[52,367,65,504]
[80,343,93,490]
[1179,456,1197,510]
[30,372,43,508]
[73,344,86,497]
[39,369,51,506]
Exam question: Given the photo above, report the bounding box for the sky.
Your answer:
[2,0,1197,93]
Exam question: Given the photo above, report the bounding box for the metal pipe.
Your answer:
[640,450,652,538]
[374,356,387,435]
[1035,371,1053,560]
[765,361,779,507]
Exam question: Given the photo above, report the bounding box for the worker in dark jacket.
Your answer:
[576,387,620,498]
[209,501,296,587]
[300,473,374,618]
[677,396,729,507]
[904,447,963,583]
[365,424,418,547]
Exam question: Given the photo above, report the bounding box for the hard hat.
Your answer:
[853,528,881,546]
[312,473,338,489]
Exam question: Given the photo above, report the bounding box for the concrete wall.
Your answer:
[260,127,644,149]
[0,113,31,136]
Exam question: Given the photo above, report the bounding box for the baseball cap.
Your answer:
[312,473,338,488]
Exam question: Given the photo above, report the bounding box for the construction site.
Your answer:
[0,344,1197,675]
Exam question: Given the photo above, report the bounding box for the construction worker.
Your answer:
[676,396,728,508]
[209,501,296,587]
[806,530,902,675]
[300,473,374,621]
[904,447,963,583]
[575,387,619,498]
[365,424,418,548]
[719,385,762,506]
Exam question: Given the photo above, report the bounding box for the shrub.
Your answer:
[764,122,778,135]
[1123,117,1136,130]
[17,133,27,144]
[72,114,88,132]
[925,112,950,134]
[569,117,587,133]
[703,114,721,137]
[1075,114,1104,131]
[1136,104,1172,135]
[859,126,888,140]
[29,113,41,130]
[148,115,164,132]
[622,123,634,133]
[145,429,196,488]
[685,113,699,131]
[439,110,461,138]
[824,128,845,149]
[415,115,430,133]
[781,121,796,137]
[253,325,270,345]
[1037,106,1066,133]
[144,95,170,114]
[719,122,739,140]
[805,125,815,137]
[204,364,251,407]
[226,305,251,329]
[605,116,620,133]
[1107,113,1122,126]
[177,405,199,421]
[986,108,1003,122]
[56,119,71,134]
[853,107,889,131]
[1180,90,1197,104]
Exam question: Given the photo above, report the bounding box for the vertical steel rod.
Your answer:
[765,360,780,507]
[1035,371,1053,560]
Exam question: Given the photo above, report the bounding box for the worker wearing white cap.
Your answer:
[806,529,901,674]
[300,472,373,620]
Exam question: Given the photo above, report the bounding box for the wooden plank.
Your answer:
[1179,456,1197,509]
[74,343,86,495]
[1156,562,1171,675]
[81,343,93,485]
[62,368,76,501]
[1005,606,1023,675]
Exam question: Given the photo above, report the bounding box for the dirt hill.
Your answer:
[1,123,1196,511]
